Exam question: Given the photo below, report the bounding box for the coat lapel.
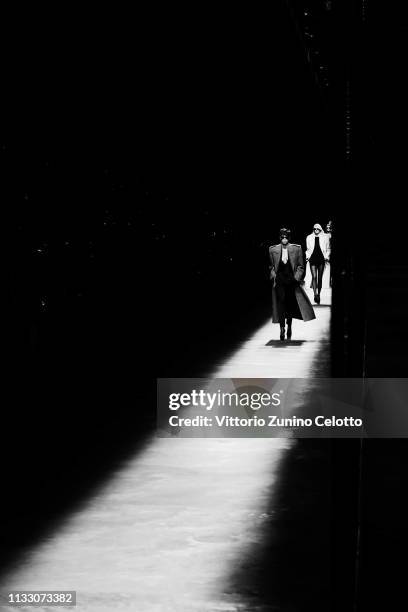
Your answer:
[273,245,282,271]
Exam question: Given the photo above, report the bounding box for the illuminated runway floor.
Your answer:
[0,438,293,612]
[0,291,331,611]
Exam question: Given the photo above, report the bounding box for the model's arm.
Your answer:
[325,234,331,261]
[294,247,305,282]
[269,248,276,280]
[305,235,312,261]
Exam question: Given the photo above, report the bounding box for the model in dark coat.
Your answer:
[269,228,316,340]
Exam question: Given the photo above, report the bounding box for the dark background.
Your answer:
[2,1,408,610]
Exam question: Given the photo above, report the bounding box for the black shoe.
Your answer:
[314,293,318,303]
[316,294,320,304]
[280,327,285,341]
[287,326,292,340]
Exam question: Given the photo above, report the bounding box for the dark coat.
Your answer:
[269,243,316,323]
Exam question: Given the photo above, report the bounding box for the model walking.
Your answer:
[305,223,330,304]
[269,228,316,341]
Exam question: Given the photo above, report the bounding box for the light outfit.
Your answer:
[306,231,331,262]
[304,231,331,293]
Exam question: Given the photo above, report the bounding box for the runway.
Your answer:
[0,291,331,612]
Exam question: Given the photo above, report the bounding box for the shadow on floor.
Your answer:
[223,439,332,612]
[357,439,408,610]
[265,340,307,346]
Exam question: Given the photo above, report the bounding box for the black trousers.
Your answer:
[275,282,300,326]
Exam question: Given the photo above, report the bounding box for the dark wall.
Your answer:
[350,4,408,611]
[5,2,341,380]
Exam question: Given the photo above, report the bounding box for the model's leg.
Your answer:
[286,316,292,340]
[310,265,318,302]
[317,264,325,294]
[276,285,286,340]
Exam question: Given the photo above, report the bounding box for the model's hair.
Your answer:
[279,227,291,238]
[313,223,323,231]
